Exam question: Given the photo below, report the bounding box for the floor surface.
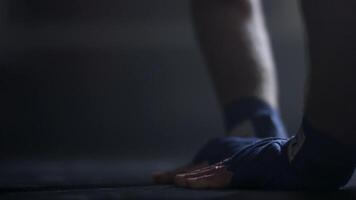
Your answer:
[1,160,356,199]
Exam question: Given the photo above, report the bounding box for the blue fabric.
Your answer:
[287,119,356,189]
[193,137,258,165]
[224,98,287,138]
[193,118,356,190]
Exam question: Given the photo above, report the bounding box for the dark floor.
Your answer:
[1,160,356,200]
[4,185,356,200]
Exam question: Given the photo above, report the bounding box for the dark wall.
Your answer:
[0,0,306,161]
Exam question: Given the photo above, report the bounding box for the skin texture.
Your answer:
[153,162,233,189]
[155,0,356,189]
[153,162,209,184]
[192,0,279,109]
[153,0,276,187]
[174,164,233,189]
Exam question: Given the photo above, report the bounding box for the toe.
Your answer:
[153,162,209,184]
[185,168,233,189]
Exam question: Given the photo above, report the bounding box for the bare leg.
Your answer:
[193,0,277,107]
[170,1,356,189]
[153,0,282,184]
[193,0,282,136]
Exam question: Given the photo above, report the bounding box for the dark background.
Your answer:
[0,0,306,162]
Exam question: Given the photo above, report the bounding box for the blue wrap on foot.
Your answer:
[224,97,287,138]
[193,137,258,165]
[194,118,356,189]
[193,97,286,165]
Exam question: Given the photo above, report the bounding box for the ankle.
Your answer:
[223,97,287,138]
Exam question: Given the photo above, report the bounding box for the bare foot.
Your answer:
[152,162,209,184]
[174,163,233,189]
